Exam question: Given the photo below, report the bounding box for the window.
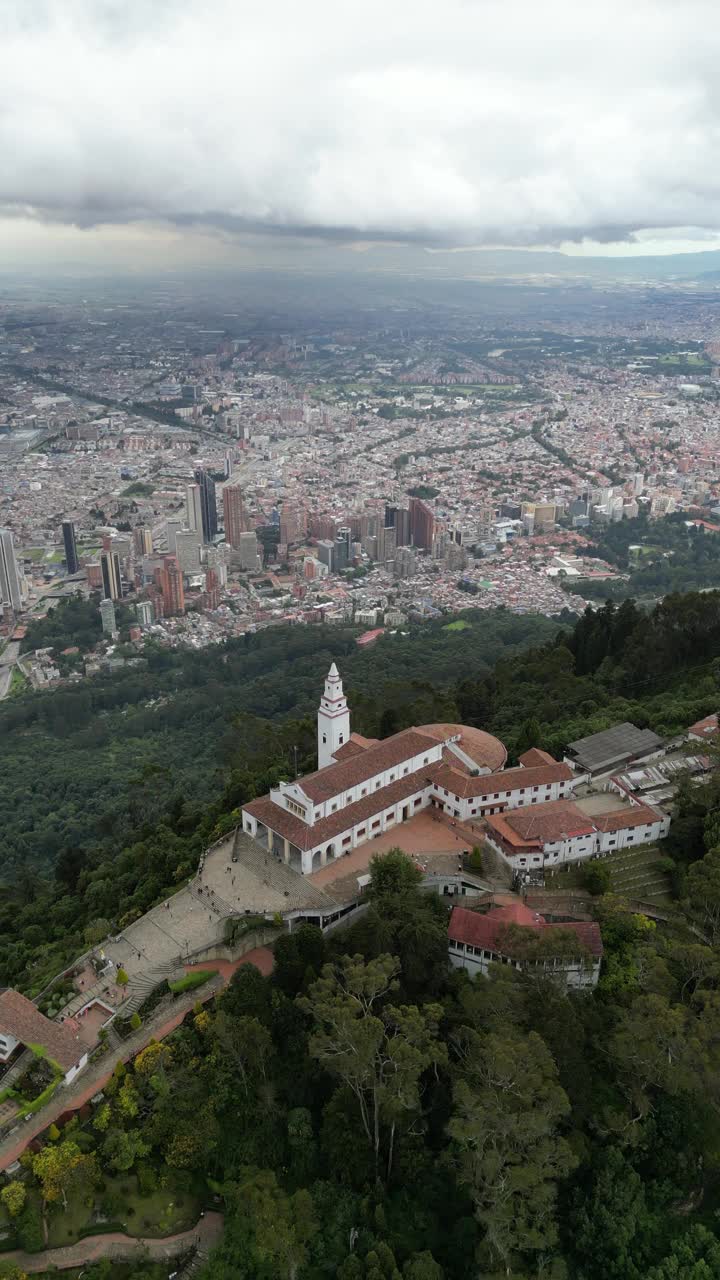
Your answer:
[423,757,429,764]
[342,835,352,846]
[286,799,307,819]
[403,766,409,775]
[371,819,381,830]
[339,733,344,744]
[357,827,366,837]
[389,773,395,782]
[533,786,539,793]
[322,733,327,744]
[414,797,422,807]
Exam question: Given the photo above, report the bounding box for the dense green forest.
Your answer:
[580,512,720,601]
[10,850,720,1280]
[2,593,720,1001]
[5,595,720,1277]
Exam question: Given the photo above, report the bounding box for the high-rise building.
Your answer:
[385,506,410,546]
[194,469,218,543]
[334,527,351,572]
[136,600,154,626]
[409,497,435,551]
[185,483,203,534]
[62,521,79,574]
[223,482,250,548]
[132,526,153,557]
[99,597,118,638]
[100,551,122,601]
[203,568,221,610]
[175,531,202,574]
[224,450,233,480]
[0,529,22,612]
[316,539,335,571]
[237,532,260,572]
[158,555,185,616]
[166,519,183,555]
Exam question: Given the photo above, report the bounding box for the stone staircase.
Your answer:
[120,962,186,1017]
[0,1048,32,1093]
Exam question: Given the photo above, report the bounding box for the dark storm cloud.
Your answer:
[2,0,720,246]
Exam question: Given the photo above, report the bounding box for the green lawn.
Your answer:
[443,619,470,632]
[46,1173,200,1248]
[9,667,27,693]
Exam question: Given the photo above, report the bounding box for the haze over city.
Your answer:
[4,6,720,1280]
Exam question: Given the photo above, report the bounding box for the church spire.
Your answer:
[317,662,350,769]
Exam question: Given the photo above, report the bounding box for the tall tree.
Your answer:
[449,1029,576,1275]
[300,954,446,1180]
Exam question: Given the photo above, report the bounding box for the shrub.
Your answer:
[16,1203,44,1253]
[468,846,484,872]
[130,1012,141,1031]
[169,970,217,996]
[582,862,612,897]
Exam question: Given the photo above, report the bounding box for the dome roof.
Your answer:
[417,723,507,774]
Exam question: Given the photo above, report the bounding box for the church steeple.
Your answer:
[317,662,350,769]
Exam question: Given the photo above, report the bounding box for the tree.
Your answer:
[300,954,447,1180]
[102,1127,150,1172]
[116,967,129,990]
[403,1252,444,1279]
[568,1146,655,1279]
[32,1138,96,1209]
[130,1012,142,1030]
[213,1013,273,1097]
[686,849,720,943]
[515,716,542,756]
[0,1182,26,1218]
[582,862,612,896]
[231,1168,318,1280]
[647,1225,720,1279]
[449,1029,576,1274]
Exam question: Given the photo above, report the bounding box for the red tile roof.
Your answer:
[485,800,595,849]
[244,764,441,851]
[449,904,603,960]
[0,990,85,1072]
[296,729,441,804]
[592,803,662,833]
[688,713,718,739]
[432,760,574,802]
[519,748,557,767]
[418,723,507,773]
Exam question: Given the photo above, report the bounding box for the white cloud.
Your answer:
[2,0,720,247]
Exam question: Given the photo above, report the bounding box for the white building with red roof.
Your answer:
[448,902,603,989]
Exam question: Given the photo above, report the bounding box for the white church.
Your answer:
[241,663,583,875]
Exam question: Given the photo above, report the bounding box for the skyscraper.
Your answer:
[194,469,218,543]
[166,519,183,555]
[159,555,185,615]
[222,482,249,549]
[62,521,79,574]
[99,597,118,638]
[185,483,202,534]
[132,526,153,557]
[0,529,22,612]
[100,550,122,601]
[409,497,435,551]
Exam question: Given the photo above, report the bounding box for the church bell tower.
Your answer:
[317,662,350,769]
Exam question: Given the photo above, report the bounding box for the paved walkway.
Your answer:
[2,1209,223,1272]
[0,949,273,1174]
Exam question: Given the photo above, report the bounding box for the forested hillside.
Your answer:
[2,593,720,996]
[4,595,720,1277]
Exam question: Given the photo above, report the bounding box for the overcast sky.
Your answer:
[2,0,720,266]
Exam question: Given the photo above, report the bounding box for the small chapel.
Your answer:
[240,663,578,875]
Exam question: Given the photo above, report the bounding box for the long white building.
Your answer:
[242,664,593,875]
